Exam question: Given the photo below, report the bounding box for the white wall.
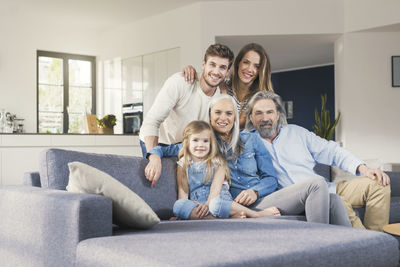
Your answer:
[335,32,400,163]
[344,0,400,32]
[0,4,100,133]
[201,0,344,46]
[97,3,203,70]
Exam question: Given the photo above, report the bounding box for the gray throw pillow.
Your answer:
[66,161,160,229]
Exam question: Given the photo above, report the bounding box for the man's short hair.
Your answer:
[204,44,234,69]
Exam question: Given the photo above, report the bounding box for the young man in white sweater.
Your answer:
[139,44,234,161]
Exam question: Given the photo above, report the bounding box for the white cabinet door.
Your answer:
[142,53,155,116]
[167,48,181,77]
[105,48,181,122]
[142,48,180,116]
[102,58,123,133]
[122,56,143,105]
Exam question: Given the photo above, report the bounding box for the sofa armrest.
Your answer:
[388,172,400,197]
[23,172,41,187]
[0,186,113,267]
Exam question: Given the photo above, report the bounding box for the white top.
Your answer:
[139,72,221,145]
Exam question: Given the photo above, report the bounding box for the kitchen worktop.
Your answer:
[0,133,140,147]
[0,133,142,186]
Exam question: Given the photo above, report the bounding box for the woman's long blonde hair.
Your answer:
[177,120,230,194]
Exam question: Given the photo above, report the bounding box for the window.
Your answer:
[37,51,96,133]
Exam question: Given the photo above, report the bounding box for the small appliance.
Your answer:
[122,103,143,135]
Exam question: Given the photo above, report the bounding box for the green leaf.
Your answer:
[312,93,340,141]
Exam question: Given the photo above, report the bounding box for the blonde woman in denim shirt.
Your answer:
[146,95,336,224]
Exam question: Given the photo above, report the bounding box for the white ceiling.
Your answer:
[5,0,249,31]
[217,34,341,72]
[7,0,397,71]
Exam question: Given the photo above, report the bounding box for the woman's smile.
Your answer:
[210,98,235,140]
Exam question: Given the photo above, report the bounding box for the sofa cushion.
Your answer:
[389,196,400,224]
[67,161,160,229]
[39,148,177,220]
[330,159,383,183]
[76,218,398,267]
[313,163,331,182]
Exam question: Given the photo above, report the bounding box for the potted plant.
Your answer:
[313,94,340,141]
[97,114,117,134]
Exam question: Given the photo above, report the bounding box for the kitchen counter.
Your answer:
[0,132,137,135]
[0,133,140,147]
[0,134,142,186]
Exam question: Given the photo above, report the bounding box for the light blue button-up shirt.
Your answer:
[255,125,364,194]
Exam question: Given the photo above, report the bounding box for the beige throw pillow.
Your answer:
[66,161,160,229]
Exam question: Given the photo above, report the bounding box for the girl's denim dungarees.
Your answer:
[173,160,233,219]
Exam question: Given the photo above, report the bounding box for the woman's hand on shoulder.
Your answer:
[145,154,162,187]
[181,65,198,83]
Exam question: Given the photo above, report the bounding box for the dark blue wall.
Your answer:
[271,65,335,132]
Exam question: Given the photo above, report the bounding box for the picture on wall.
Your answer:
[392,56,400,87]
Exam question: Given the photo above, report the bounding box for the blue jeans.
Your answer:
[173,184,233,219]
[139,140,147,158]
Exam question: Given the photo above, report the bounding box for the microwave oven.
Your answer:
[123,103,143,135]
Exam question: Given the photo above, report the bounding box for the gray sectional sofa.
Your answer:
[0,148,399,267]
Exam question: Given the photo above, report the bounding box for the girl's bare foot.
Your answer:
[258,207,281,217]
[231,211,247,219]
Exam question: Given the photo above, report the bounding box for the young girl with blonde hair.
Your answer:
[168,120,280,220]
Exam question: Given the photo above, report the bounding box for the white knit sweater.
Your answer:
[139,72,221,145]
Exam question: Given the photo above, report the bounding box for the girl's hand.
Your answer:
[194,201,209,218]
[181,65,198,83]
[145,154,162,187]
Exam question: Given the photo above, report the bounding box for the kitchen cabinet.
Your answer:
[100,58,123,133]
[98,48,180,134]
[0,134,141,185]
[122,47,180,115]
[122,56,142,105]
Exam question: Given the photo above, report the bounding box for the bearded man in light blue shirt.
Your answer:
[245,91,390,232]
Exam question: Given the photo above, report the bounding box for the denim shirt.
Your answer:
[149,131,277,200]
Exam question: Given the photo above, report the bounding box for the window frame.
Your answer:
[36,50,96,133]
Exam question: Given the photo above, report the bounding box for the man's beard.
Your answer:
[256,120,278,138]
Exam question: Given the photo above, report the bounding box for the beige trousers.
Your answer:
[336,177,391,231]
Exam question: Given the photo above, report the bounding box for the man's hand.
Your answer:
[234,189,258,206]
[145,154,162,187]
[358,164,390,186]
